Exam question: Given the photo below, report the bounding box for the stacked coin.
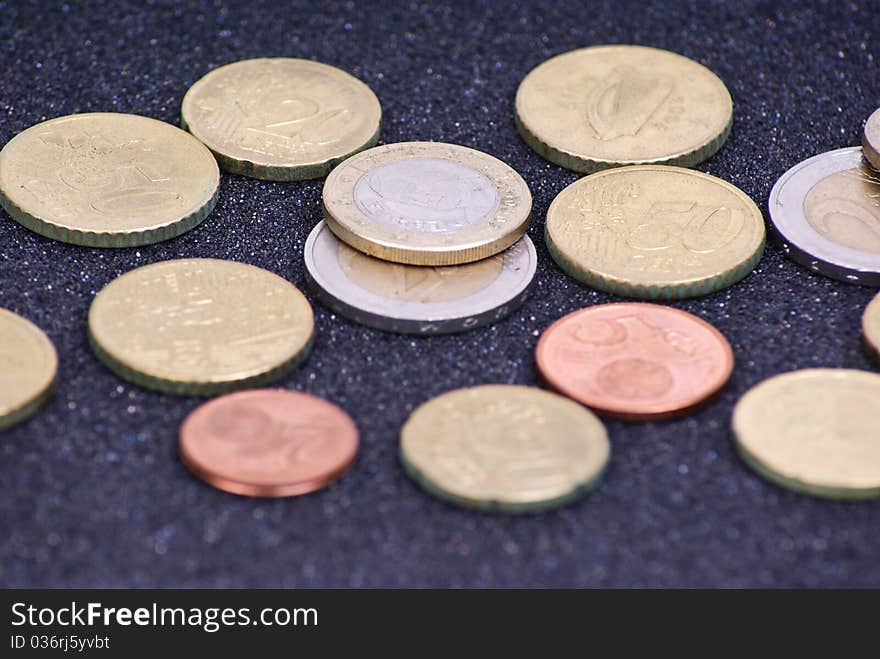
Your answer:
[308,141,536,333]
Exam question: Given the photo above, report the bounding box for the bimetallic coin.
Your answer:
[180,389,358,497]
[732,369,880,500]
[515,45,733,173]
[0,113,219,247]
[770,147,880,285]
[89,259,314,395]
[400,385,610,513]
[304,221,537,334]
[536,303,733,420]
[322,142,532,266]
[863,107,880,172]
[546,165,765,299]
[0,309,57,431]
[181,58,381,181]
[863,291,880,364]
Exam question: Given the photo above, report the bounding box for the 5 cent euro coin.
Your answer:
[322,142,532,266]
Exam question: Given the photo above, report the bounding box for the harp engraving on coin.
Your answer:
[803,166,880,253]
[585,66,674,140]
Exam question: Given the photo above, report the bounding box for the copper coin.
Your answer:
[179,389,358,497]
[535,303,734,420]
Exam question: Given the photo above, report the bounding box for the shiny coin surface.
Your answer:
[863,107,880,171]
[322,142,532,265]
[181,58,381,181]
[180,389,358,497]
[400,385,610,513]
[546,165,765,299]
[515,45,733,173]
[0,309,58,431]
[863,291,880,363]
[769,147,880,285]
[0,113,219,247]
[732,369,880,500]
[304,221,537,334]
[536,303,734,420]
[89,259,314,395]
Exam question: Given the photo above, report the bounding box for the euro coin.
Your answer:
[516,45,733,172]
[181,58,381,181]
[0,113,219,247]
[0,308,58,431]
[304,221,537,334]
[863,290,880,364]
[180,389,358,497]
[863,107,880,172]
[400,385,610,513]
[769,147,880,285]
[732,369,880,500]
[536,303,733,420]
[545,165,765,299]
[322,142,532,265]
[89,259,314,395]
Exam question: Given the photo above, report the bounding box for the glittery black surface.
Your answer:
[1,0,879,588]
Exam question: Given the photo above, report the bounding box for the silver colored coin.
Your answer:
[864,108,880,172]
[769,147,880,285]
[304,221,537,334]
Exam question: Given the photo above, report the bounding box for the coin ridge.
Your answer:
[0,309,58,431]
[515,45,733,173]
[88,259,314,396]
[732,368,880,500]
[181,58,381,181]
[399,384,610,513]
[304,221,537,334]
[322,141,532,266]
[0,112,220,248]
[179,389,358,497]
[545,165,765,299]
[535,303,734,420]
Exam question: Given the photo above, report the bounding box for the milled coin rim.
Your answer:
[515,44,734,173]
[181,57,382,181]
[0,112,221,248]
[0,308,58,431]
[545,165,766,299]
[732,368,880,500]
[769,146,880,285]
[303,221,538,334]
[399,384,611,513]
[322,142,532,265]
[88,258,315,396]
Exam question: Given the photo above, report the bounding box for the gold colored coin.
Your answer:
[323,142,532,265]
[0,308,57,430]
[545,165,765,299]
[88,259,314,395]
[181,58,381,181]
[732,369,880,500]
[516,45,733,172]
[0,113,219,247]
[400,385,610,513]
[863,291,880,363]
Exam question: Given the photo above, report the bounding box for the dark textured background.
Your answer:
[1,0,879,588]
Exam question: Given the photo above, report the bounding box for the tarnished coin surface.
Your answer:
[322,142,532,265]
[400,385,610,513]
[536,303,733,420]
[0,308,58,431]
[515,45,733,172]
[770,147,880,285]
[0,113,219,247]
[181,58,381,180]
[89,259,314,395]
[863,291,880,363]
[304,221,537,334]
[863,107,880,171]
[545,165,765,299]
[732,369,880,500]
[180,389,358,497]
